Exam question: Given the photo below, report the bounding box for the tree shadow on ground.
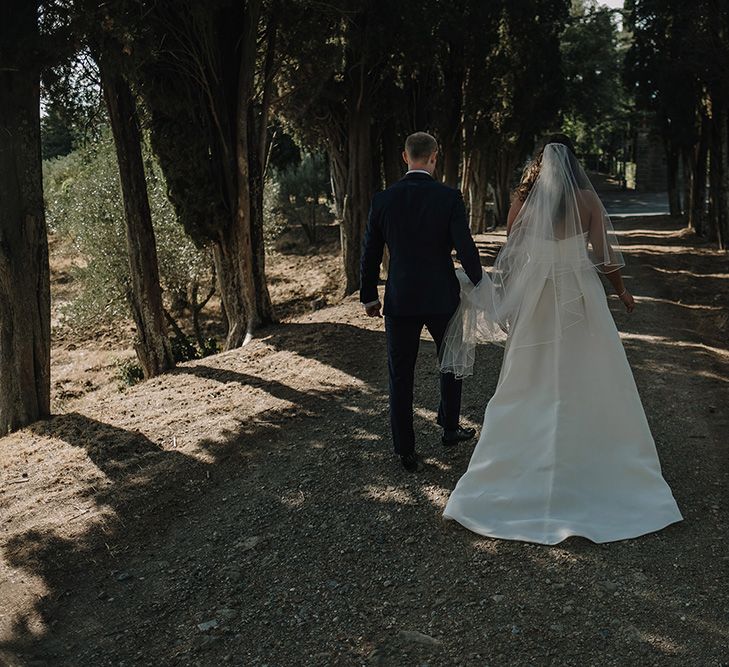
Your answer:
[2,311,725,665]
[1,217,728,666]
[0,321,482,665]
[0,419,182,659]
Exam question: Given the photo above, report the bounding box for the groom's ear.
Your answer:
[402,150,409,165]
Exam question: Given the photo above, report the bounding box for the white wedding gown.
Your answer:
[440,144,682,545]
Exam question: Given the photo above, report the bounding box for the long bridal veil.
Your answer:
[440,143,624,378]
[439,142,683,544]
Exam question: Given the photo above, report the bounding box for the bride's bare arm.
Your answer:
[587,193,634,312]
[507,198,523,236]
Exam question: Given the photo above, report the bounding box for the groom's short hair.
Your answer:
[405,132,438,160]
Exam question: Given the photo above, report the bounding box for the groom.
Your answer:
[360,132,483,472]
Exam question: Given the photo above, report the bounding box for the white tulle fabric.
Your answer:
[441,144,682,544]
[441,143,624,379]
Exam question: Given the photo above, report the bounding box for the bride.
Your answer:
[440,135,682,544]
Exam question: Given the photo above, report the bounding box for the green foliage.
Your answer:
[115,357,144,387]
[41,101,79,159]
[169,333,220,363]
[145,155,214,306]
[44,140,130,326]
[460,0,570,222]
[198,336,220,357]
[42,51,107,149]
[262,177,289,244]
[487,1,569,146]
[43,131,213,333]
[128,1,243,247]
[267,124,302,173]
[269,153,333,244]
[625,0,705,148]
[561,0,630,157]
[274,152,330,205]
[625,0,729,237]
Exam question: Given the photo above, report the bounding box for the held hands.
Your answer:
[619,289,635,313]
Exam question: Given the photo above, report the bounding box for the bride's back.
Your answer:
[554,187,601,239]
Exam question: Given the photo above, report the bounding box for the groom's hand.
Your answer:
[365,302,382,318]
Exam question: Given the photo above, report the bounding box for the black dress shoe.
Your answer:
[399,452,420,472]
[442,427,476,446]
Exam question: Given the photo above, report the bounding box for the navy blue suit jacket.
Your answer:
[359,172,482,317]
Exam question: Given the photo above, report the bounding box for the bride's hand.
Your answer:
[619,290,635,313]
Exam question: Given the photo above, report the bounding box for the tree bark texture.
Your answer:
[708,98,729,249]
[440,41,464,188]
[665,139,682,217]
[493,148,516,228]
[342,105,374,295]
[100,60,174,377]
[689,109,709,235]
[0,0,51,433]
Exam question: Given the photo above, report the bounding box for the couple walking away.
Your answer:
[359,131,682,545]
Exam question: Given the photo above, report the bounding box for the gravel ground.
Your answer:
[1,215,728,666]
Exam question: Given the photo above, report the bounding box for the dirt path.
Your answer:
[1,216,728,667]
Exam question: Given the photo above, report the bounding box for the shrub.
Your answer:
[115,357,144,387]
[268,152,333,245]
[43,131,215,335]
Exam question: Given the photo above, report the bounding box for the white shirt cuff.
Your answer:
[361,299,381,308]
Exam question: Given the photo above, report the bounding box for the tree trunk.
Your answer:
[224,0,265,345]
[337,9,380,295]
[381,117,402,187]
[442,131,461,188]
[247,8,275,326]
[716,104,729,250]
[380,120,400,279]
[212,230,250,348]
[466,149,490,234]
[441,41,464,188]
[248,101,275,326]
[665,140,681,217]
[342,105,374,295]
[461,151,473,228]
[191,266,215,350]
[681,146,692,221]
[100,61,174,378]
[689,110,709,235]
[258,12,277,179]
[708,113,720,243]
[322,106,349,222]
[0,0,50,434]
[493,148,516,228]
[707,99,729,248]
[328,138,347,220]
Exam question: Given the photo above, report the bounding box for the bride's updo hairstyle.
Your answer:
[513,133,588,203]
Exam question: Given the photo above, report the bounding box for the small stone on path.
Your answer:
[197,619,219,632]
[398,630,441,647]
[240,536,262,551]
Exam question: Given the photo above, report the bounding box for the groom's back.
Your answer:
[379,175,455,254]
[371,173,466,317]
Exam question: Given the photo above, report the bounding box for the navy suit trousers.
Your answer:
[385,312,462,455]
